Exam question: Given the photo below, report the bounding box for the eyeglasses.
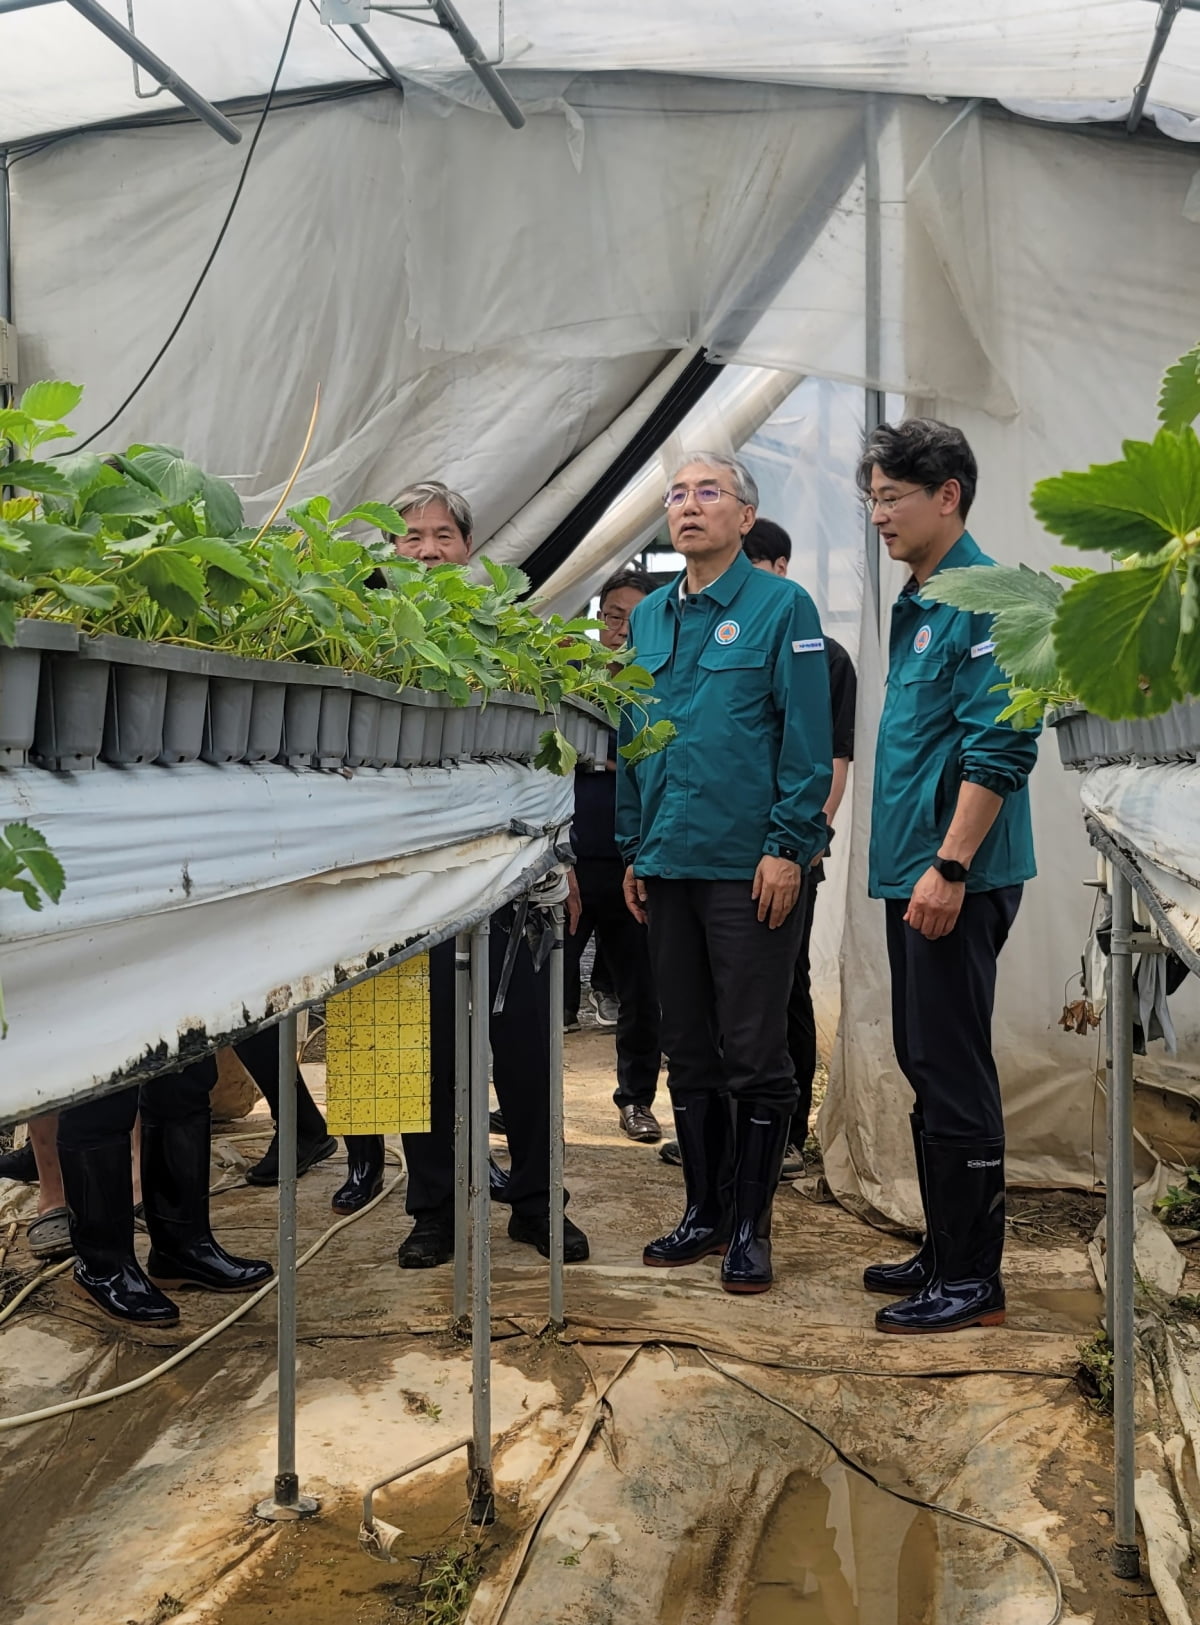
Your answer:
[662,484,739,509]
[600,610,631,629]
[861,486,932,516]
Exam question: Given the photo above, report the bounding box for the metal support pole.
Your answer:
[62,0,243,144]
[0,148,11,326]
[452,933,471,1323]
[348,23,408,94]
[863,93,884,625]
[1128,0,1184,132]
[467,920,495,1525]
[1108,867,1140,1579]
[548,903,565,1329]
[256,1014,318,1520]
[429,0,526,129]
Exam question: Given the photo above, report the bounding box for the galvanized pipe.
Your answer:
[430,0,526,129]
[1108,866,1140,1579]
[467,919,495,1523]
[453,933,471,1322]
[348,23,408,94]
[256,1015,317,1519]
[862,93,884,624]
[547,902,565,1328]
[1128,0,1184,132]
[62,0,243,144]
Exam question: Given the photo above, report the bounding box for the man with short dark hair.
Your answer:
[858,417,1038,1335]
[619,452,832,1295]
[566,567,664,1142]
[741,518,856,1170]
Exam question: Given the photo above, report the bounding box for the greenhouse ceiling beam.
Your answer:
[1129,0,1186,131]
[346,23,407,93]
[0,0,241,143]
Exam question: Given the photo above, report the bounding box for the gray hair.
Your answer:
[390,480,474,541]
[668,451,758,508]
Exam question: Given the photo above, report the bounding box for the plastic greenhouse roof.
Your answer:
[7,0,1200,146]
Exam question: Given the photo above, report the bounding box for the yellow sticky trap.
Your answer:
[324,957,431,1135]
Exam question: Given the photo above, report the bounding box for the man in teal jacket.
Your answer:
[617,452,832,1294]
[859,419,1038,1336]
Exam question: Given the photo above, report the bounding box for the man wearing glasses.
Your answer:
[566,568,664,1144]
[617,453,832,1294]
[858,419,1038,1335]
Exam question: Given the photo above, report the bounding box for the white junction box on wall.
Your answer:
[0,319,15,386]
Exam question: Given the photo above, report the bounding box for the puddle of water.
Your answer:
[1020,1286,1104,1333]
[743,1462,939,1625]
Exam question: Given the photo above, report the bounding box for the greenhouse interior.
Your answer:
[2,3,1200,1623]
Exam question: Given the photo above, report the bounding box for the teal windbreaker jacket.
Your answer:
[616,549,833,879]
[870,531,1039,899]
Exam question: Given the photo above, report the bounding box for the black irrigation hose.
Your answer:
[696,1347,1065,1625]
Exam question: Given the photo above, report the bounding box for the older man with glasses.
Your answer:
[617,452,832,1294]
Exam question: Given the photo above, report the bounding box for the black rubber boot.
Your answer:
[245,1070,337,1186]
[875,1135,1007,1335]
[863,1113,935,1295]
[720,1104,791,1294]
[331,1135,386,1215]
[398,1210,455,1269]
[59,1138,180,1326]
[643,1093,731,1267]
[0,1141,38,1183]
[508,1208,590,1262]
[142,1112,274,1293]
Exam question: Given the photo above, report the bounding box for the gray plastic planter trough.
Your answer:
[1,621,79,768]
[1049,699,1200,771]
[4,621,615,780]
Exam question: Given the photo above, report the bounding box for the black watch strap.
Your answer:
[932,856,969,883]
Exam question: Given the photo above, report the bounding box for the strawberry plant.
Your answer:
[921,344,1200,726]
[0,382,671,768]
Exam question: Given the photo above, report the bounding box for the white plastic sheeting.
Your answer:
[8,2,1200,143]
[0,759,572,1122]
[1080,764,1200,971]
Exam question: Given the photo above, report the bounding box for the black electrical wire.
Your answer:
[71,0,306,452]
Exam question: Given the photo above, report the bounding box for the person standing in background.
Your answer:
[619,453,832,1295]
[859,419,1038,1335]
[742,518,857,1175]
[566,568,663,1143]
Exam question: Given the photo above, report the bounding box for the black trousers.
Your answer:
[564,927,615,1014]
[884,886,1023,1141]
[786,865,822,1145]
[645,877,803,1113]
[564,857,661,1107]
[58,1058,214,1148]
[402,909,553,1222]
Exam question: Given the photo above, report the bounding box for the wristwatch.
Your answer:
[932,856,969,883]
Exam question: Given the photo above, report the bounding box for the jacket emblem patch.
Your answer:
[714,620,740,645]
[913,625,932,654]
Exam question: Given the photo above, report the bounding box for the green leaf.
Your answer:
[127,447,203,505]
[1050,564,1096,583]
[2,460,76,499]
[200,474,243,535]
[128,549,206,620]
[1054,561,1182,718]
[920,564,1064,690]
[18,521,97,574]
[533,728,578,775]
[0,602,14,646]
[0,409,35,446]
[83,482,165,518]
[412,639,451,672]
[333,502,407,534]
[3,822,65,903]
[619,719,678,763]
[0,570,30,603]
[1032,428,1200,554]
[186,536,265,585]
[1159,344,1200,431]
[52,580,118,612]
[110,452,165,494]
[19,380,83,422]
[206,567,251,608]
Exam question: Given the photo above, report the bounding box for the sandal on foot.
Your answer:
[28,1206,73,1260]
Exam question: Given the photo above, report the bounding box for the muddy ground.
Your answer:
[0,1028,1177,1624]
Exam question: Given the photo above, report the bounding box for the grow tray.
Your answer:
[0,621,608,775]
[1050,699,1200,772]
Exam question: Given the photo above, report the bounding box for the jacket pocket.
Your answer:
[697,645,769,673]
